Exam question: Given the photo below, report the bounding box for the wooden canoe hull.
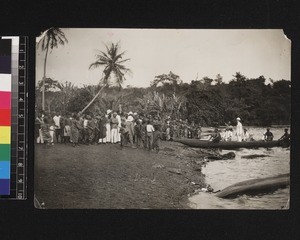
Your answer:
[215,173,290,199]
[174,139,284,149]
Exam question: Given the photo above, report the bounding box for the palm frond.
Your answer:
[89,61,107,69]
[116,58,130,64]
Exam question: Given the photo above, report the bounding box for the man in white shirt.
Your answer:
[236,117,244,142]
[146,120,155,150]
[53,112,62,143]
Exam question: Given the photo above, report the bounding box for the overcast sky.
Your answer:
[36,28,290,88]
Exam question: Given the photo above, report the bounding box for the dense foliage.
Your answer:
[36,72,290,127]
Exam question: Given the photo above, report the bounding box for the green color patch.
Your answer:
[0,144,10,161]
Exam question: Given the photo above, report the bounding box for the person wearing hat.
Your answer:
[264,128,274,141]
[110,112,119,143]
[236,117,244,142]
[107,109,112,115]
[127,111,134,122]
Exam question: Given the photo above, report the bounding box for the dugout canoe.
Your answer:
[174,139,285,149]
[215,173,290,199]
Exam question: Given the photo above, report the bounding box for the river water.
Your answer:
[188,127,290,209]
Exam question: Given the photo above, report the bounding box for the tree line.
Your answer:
[35,72,290,127]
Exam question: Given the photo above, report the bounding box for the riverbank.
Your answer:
[35,141,213,209]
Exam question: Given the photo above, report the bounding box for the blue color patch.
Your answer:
[0,161,10,179]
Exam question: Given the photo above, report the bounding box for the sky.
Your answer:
[36,28,291,88]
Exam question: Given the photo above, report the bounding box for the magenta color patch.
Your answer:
[0,91,11,109]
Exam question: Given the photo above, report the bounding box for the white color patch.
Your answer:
[0,74,11,92]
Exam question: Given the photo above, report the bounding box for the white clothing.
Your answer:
[243,132,250,141]
[223,130,233,141]
[53,115,61,128]
[116,115,121,142]
[49,125,55,143]
[146,124,154,132]
[38,129,44,143]
[83,119,88,128]
[105,123,111,142]
[116,115,121,127]
[111,128,118,143]
[236,121,244,142]
[127,115,134,122]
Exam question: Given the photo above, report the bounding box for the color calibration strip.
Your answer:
[0,38,11,196]
[0,36,27,199]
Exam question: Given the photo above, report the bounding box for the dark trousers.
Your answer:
[55,128,62,143]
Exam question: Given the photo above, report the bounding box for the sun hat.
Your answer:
[107,109,112,114]
[236,117,241,121]
[128,111,133,115]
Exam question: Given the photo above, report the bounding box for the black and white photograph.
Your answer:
[34,28,291,209]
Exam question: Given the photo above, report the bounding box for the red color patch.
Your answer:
[0,109,10,126]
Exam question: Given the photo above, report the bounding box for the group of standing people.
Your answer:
[35,110,165,151]
[35,112,290,148]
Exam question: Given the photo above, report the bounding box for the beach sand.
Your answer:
[34,141,210,209]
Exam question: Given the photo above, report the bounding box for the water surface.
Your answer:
[188,127,290,209]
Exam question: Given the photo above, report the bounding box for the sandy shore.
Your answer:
[34,141,214,209]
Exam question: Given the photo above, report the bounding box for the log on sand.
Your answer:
[215,173,290,199]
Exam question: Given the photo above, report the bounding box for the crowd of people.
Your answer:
[35,112,290,150]
[35,110,203,151]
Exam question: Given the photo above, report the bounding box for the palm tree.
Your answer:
[37,28,68,110]
[80,42,130,114]
[151,71,182,96]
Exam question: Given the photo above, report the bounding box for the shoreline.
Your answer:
[35,141,211,209]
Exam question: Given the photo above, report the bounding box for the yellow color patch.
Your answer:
[0,126,10,144]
